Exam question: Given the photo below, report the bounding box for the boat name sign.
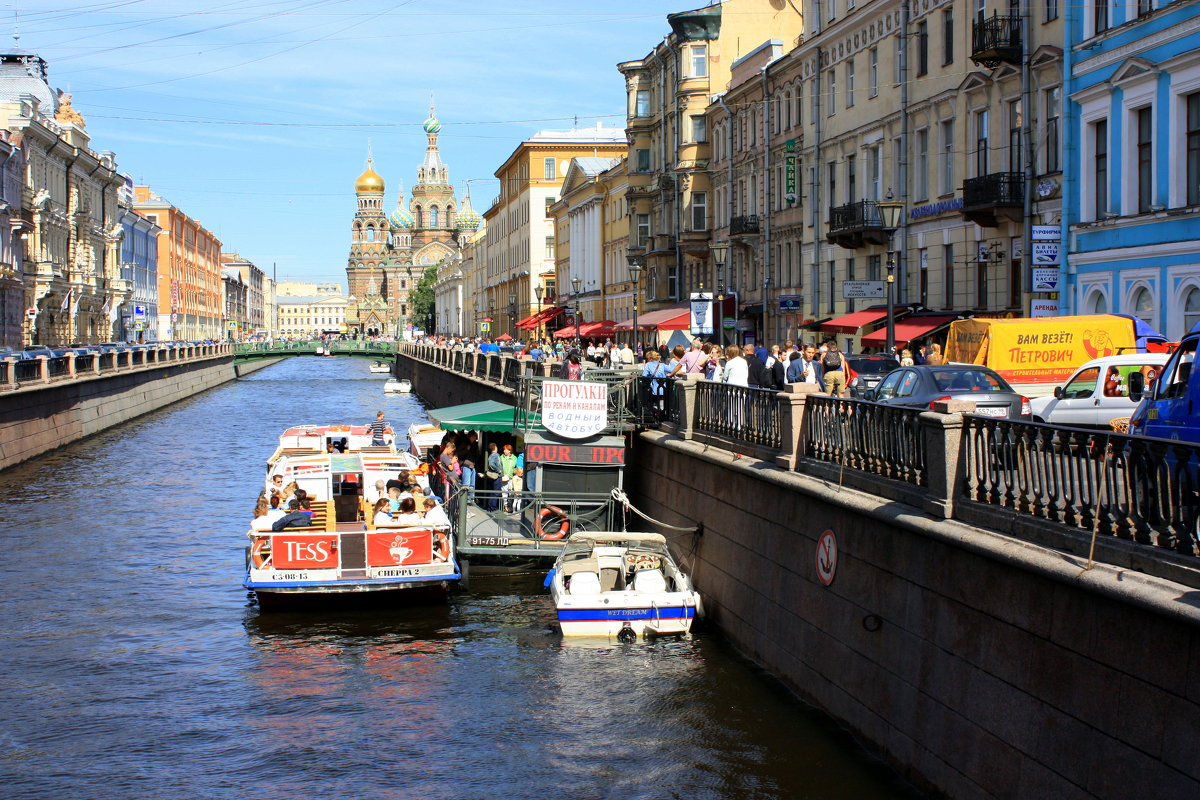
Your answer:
[541,381,608,439]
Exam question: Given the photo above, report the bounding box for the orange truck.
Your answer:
[943,314,1140,386]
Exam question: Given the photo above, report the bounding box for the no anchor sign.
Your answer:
[541,380,608,439]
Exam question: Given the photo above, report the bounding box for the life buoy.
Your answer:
[433,531,451,562]
[536,506,570,540]
[251,537,272,569]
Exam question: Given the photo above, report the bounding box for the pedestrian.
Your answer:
[499,443,519,512]
[722,344,749,386]
[766,345,786,389]
[619,341,635,367]
[802,342,825,387]
[821,339,848,397]
[926,343,945,365]
[681,339,706,373]
[484,442,503,511]
[743,345,769,388]
[900,348,915,367]
[566,353,582,379]
[666,345,687,378]
[704,343,724,381]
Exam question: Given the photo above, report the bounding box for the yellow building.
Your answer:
[618,0,805,320]
[277,294,349,338]
[481,125,626,338]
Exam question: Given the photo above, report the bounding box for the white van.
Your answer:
[1028,354,1168,429]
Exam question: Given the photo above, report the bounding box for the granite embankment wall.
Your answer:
[398,351,1200,800]
[0,355,282,471]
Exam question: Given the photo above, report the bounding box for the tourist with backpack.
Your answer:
[821,339,848,397]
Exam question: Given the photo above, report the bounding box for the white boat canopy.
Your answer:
[565,531,667,545]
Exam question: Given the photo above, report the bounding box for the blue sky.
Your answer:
[23,1,693,285]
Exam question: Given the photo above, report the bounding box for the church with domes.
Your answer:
[345,103,481,337]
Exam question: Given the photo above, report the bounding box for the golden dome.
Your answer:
[355,158,385,194]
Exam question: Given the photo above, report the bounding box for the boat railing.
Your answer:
[448,485,620,558]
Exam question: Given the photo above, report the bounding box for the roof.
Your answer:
[426,400,529,432]
[572,157,622,175]
[0,47,53,116]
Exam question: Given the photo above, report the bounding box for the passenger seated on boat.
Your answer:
[372,498,394,527]
[379,497,423,526]
[568,571,601,595]
[266,473,285,497]
[385,470,410,493]
[387,486,404,512]
[251,494,287,531]
[272,499,315,531]
[632,568,667,594]
[420,497,450,526]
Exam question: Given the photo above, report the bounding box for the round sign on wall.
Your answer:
[816,530,838,586]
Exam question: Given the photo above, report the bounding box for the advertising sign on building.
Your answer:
[842,280,886,299]
[133,305,146,318]
[541,380,608,439]
[689,292,713,335]
[1031,268,1060,292]
[778,295,803,312]
[1032,225,1061,241]
[1032,241,1060,265]
[1030,299,1061,318]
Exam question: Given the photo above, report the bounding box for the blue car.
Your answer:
[1129,323,1200,443]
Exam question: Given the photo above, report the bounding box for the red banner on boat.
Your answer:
[367,530,432,566]
[271,534,338,569]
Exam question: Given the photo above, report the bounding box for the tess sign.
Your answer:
[541,380,608,439]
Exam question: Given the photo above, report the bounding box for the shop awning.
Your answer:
[427,400,523,432]
[820,307,891,334]
[516,306,565,330]
[860,315,959,347]
[614,305,691,330]
[552,320,618,339]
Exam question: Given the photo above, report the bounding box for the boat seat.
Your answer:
[633,568,667,594]
[569,571,601,595]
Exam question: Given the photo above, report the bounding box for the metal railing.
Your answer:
[730,214,761,236]
[802,396,928,486]
[695,382,782,448]
[963,172,1025,209]
[963,417,1200,555]
[971,13,1021,67]
[827,200,885,234]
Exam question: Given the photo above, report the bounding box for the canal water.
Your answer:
[0,357,919,799]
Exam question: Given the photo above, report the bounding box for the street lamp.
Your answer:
[877,190,905,355]
[625,249,646,363]
[534,284,544,342]
[508,291,517,340]
[710,243,729,348]
[571,277,582,348]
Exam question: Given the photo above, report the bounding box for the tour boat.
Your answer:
[384,378,412,393]
[547,532,702,638]
[246,429,457,607]
[369,361,392,374]
[267,423,401,464]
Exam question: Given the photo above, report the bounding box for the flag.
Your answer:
[60,289,72,311]
[100,295,111,316]
[70,291,81,318]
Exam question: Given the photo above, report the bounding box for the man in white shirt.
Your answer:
[618,342,635,366]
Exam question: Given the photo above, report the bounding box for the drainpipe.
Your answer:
[650,46,670,314]
[811,45,823,324]
[718,93,736,344]
[898,0,910,316]
[761,67,773,347]
[1020,0,1035,316]
[1061,0,1076,314]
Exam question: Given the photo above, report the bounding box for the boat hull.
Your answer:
[557,603,697,637]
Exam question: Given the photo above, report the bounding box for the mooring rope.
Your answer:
[611,488,702,533]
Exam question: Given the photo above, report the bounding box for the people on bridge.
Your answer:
[821,339,847,397]
[722,345,749,387]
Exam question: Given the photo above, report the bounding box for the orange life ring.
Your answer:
[433,531,451,562]
[536,506,570,540]
[251,537,272,569]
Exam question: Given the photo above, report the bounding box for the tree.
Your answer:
[409,264,438,333]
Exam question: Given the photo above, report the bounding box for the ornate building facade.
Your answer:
[345,104,481,337]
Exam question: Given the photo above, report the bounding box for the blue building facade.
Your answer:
[118,181,161,343]
[1063,0,1200,340]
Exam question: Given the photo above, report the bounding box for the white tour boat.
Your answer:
[384,378,412,393]
[369,361,392,374]
[547,531,702,638]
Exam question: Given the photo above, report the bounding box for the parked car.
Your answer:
[1029,354,1168,429]
[1129,323,1199,443]
[846,355,900,399]
[865,364,1033,419]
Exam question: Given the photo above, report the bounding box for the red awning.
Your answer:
[551,320,616,339]
[495,333,514,341]
[614,305,691,330]
[515,306,565,330]
[819,308,890,334]
[860,315,959,347]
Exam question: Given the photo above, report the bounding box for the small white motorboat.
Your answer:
[384,378,412,393]
[369,362,392,374]
[548,531,702,639]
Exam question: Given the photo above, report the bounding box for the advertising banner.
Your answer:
[1031,268,1059,292]
[271,534,339,570]
[1032,241,1060,265]
[690,292,713,335]
[367,529,433,567]
[541,380,608,439]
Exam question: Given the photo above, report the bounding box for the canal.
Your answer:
[1,357,919,799]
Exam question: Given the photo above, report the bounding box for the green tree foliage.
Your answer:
[410,264,438,332]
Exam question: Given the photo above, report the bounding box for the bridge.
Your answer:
[232,340,398,363]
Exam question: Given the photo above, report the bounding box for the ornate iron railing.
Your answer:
[962,417,1200,555]
[827,200,885,234]
[801,395,928,486]
[730,214,761,236]
[963,172,1025,208]
[695,382,781,448]
[970,13,1021,67]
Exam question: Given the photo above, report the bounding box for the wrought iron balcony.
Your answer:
[730,215,760,236]
[971,14,1021,68]
[826,200,890,248]
[962,172,1025,228]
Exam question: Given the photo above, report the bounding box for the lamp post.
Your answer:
[571,277,582,348]
[710,243,728,348]
[533,284,544,342]
[625,249,646,363]
[877,191,905,356]
[507,291,517,340]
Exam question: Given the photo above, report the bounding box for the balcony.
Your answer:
[971,14,1021,68]
[826,200,890,249]
[961,172,1025,227]
[730,215,760,236]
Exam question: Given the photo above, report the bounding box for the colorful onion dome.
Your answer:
[456,206,481,230]
[422,116,441,134]
[390,204,414,230]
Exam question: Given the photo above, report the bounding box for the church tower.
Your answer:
[407,99,459,258]
[346,149,390,335]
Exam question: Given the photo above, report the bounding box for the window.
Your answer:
[545,197,555,217]
[635,213,650,248]
[668,264,678,299]
[635,89,650,117]
[828,162,837,210]
[690,44,708,78]
[846,60,855,107]
[940,120,955,195]
[691,192,708,231]
[1137,107,1153,213]
[916,129,929,200]
[869,48,878,98]
[1046,0,1058,21]
[635,148,650,172]
[546,236,555,259]
[847,155,857,203]
[1137,0,1152,16]
[1189,93,1200,206]
[796,81,804,125]
[944,244,954,309]
[1094,0,1109,33]
[916,21,929,76]
[869,145,882,201]
[827,261,836,313]
[543,158,556,180]
[691,115,708,143]
[1087,289,1108,314]
[943,9,954,65]
[430,206,439,227]
[1185,286,1200,333]
[1094,119,1108,217]
[1131,286,1154,327]
[1045,88,1060,173]
[1008,100,1022,173]
[828,0,837,20]
[975,109,990,176]
[917,251,928,307]
[828,70,837,116]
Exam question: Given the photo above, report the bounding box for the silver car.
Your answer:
[865,365,1033,419]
